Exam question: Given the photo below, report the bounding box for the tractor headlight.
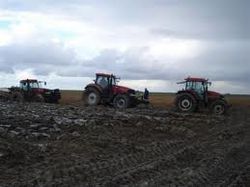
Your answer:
[128,89,136,95]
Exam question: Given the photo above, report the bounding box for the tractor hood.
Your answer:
[31,88,47,94]
[112,85,135,94]
[207,90,223,98]
[33,88,60,94]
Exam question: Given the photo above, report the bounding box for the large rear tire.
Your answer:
[175,93,197,113]
[210,99,227,115]
[85,89,100,106]
[114,94,130,109]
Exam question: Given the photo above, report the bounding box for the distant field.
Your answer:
[60,90,250,107]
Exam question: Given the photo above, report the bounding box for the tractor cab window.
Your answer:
[30,82,40,88]
[111,77,116,85]
[195,82,205,94]
[20,82,28,91]
[96,76,108,88]
[186,81,193,90]
[186,81,204,94]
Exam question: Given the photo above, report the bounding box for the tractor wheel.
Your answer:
[175,93,197,113]
[210,100,227,115]
[34,94,45,102]
[85,89,100,106]
[11,92,24,102]
[114,94,130,109]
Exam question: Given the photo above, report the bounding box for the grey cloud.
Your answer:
[79,48,183,80]
[0,41,77,73]
[1,38,249,84]
[1,0,249,40]
[0,37,105,78]
[81,40,250,83]
[174,40,250,82]
[0,0,249,92]
[92,0,250,40]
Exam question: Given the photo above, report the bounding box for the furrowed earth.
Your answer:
[0,100,250,186]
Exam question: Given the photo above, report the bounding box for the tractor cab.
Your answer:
[20,79,44,91]
[95,73,117,89]
[185,78,210,93]
[94,73,132,97]
[19,79,46,95]
[178,77,211,100]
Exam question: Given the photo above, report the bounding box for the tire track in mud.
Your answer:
[100,108,250,187]
[28,110,223,186]
[1,102,250,186]
[227,164,250,187]
[31,139,187,186]
[101,143,204,186]
[181,108,250,187]
[29,111,211,186]
[215,107,250,186]
[180,107,250,187]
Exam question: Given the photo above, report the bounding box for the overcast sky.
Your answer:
[0,0,249,93]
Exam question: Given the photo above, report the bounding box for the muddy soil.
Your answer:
[0,102,250,186]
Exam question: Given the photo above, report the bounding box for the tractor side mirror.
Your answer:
[116,77,120,83]
[44,82,47,86]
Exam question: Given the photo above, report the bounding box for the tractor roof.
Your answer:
[185,77,208,82]
[177,77,208,84]
[96,73,115,77]
[20,79,38,83]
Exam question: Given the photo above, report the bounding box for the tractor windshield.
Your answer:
[96,76,109,88]
[20,82,28,91]
[30,82,40,88]
[186,81,205,94]
[20,81,41,90]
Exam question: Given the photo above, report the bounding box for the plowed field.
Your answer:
[0,102,250,186]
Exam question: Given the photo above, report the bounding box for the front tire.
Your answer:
[210,100,227,115]
[175,93,197,113]
[114,95,130,109]
[85,89,100,106]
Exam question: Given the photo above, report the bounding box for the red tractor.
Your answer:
[175,77,230,115]
[9,79,61,103]
[84,73,149,109]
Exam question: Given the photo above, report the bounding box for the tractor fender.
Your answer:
[177,90,200,101]
[85,84,103,94]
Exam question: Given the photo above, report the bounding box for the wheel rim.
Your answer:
[213,104,224,114]
[117,98,126,108]
[88,92,97,105]
[179,98,192,111]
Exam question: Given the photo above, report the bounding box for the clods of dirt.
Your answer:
[0,102,250,186]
